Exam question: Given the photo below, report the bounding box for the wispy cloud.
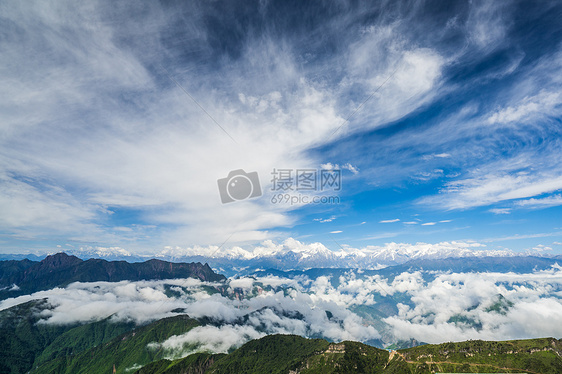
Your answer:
[1,0,561,252]
[515,194,562,209]
[314,216,337,223]
[489,208,512,215]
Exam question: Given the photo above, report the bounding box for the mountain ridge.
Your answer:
[4,241,561,273]
[0,252,226,301]
[133,333,562,374]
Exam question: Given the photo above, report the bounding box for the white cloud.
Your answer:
[487,91,562,125]
[489,208,511,215]
[0,279,198,324]
[379,219,400,223]
[314,216,336,223]
[423,172,562,210]
[151,325,265,358]
[384,268,562,343]
[467,0,509,49]
[515,194,562,209]
[422,153,451,160]
[0,1,448,250]
[3,263,562,349]
[0,274,381,349]
[320,163,359,175]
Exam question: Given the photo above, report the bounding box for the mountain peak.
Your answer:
[40,252,83,268]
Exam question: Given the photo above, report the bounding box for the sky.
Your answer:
[1,0,562,256]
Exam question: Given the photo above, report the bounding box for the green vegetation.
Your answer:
[2,300,561,374]
[207,335,330,373]
[447,314,483,330]
[33,317,136,367]
[485,294,515,315]
[31,315,200,374]
[0,299,74,374]
[2,297,560,374]
[132,335,562,374]
[299,340,390,374]
[135,353,225,374]
[0,298,201,374]
[401,337,562,373]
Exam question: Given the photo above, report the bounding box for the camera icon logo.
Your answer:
[217,169,262,204]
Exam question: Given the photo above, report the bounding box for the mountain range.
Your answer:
[4,241,561,276]
[1,252,562,373]
[2,299,560,374]
[138,334,562,374]
[0,253,225,301]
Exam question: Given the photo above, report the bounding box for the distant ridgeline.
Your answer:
[0,252,226,300]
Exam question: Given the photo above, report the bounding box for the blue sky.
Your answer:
[1,0,561,255]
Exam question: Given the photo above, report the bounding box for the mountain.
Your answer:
[0,299,75,374]
[32,315,200,374]
[376,255,561,278]
[0,253,226,300]
[151,242,560,275]
[3,241,560,275]
[0,297,202,374]
[3,298,561,374]
[0,298,139,374]
[250,256,562,283]
[134,334,562,374]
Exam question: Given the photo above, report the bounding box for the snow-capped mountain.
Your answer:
[5,239,558,274]
[150,239,545,273]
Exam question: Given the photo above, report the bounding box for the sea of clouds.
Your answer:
[1,265,562,358]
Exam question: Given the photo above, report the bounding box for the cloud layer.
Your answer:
[2,263,562,356]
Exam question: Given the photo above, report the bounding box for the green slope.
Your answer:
[134,335,393,374]
[0,299,73,374]
[401,337,562,373]
[32,315,200,374]
[207,334,331,374]
[134,334,562,374]
[33,317,136,367]
[135,353,224,374]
